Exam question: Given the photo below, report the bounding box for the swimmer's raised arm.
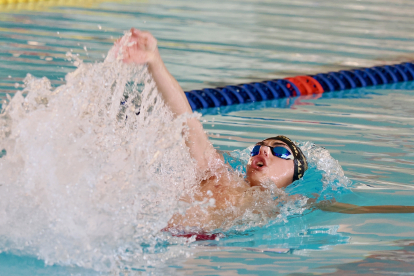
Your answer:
[122,28,221,173]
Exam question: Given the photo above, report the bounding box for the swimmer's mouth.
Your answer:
[251,156,267,169]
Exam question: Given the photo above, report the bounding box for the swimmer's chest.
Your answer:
[198,173,250,209]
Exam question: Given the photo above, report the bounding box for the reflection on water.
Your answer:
[322,240,414,275]
[180,234,414,275]
[1,0,414,94]
[1,0,414,275]
[0,0,128,12]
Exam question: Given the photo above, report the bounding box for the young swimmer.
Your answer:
[120,28,414,235]
[168,135,308,232]
[120,28,308,231]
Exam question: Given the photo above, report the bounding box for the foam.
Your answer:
[0,32,198,273]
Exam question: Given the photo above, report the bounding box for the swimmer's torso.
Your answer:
[168,167,276,232]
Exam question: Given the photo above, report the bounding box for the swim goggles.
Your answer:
[250,145,294,160]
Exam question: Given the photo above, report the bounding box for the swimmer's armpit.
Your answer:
[317,202,414,214]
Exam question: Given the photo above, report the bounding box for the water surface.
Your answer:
[1,0,414,275]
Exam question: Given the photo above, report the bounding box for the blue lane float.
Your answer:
[185,62,414,111]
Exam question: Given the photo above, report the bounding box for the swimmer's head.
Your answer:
[246,135,308,188]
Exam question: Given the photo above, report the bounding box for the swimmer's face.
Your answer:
[246,138,294,189]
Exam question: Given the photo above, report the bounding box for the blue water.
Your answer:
[1,0,414,275]
[197,84,414,274]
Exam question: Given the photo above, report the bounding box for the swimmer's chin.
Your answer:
[246,173,286,191]
[248,179,277,191]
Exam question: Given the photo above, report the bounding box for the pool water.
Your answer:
[1,0,414,275]
[197,85,414,274]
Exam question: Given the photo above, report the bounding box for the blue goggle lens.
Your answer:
[250,145,293,160]
[250,145,261,157]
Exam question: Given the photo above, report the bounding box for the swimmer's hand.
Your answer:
[120,28,160,65]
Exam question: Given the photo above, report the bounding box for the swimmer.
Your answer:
[120,28,307,231]
[120,28,414,235]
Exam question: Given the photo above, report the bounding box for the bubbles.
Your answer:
[291,141,352,200]
[0,32,198,273]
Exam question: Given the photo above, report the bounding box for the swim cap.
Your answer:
[263,135,308,181]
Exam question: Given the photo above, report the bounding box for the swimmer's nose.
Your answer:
[260,145,270,157]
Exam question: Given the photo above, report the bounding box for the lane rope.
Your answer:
[185,62,414,110]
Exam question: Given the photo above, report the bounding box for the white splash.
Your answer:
[0,31,352,274]
[0,33,198,273]
[300,141,352,190]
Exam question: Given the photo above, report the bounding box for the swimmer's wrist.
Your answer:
[147,49,165,72]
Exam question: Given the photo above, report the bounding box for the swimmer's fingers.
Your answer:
[123,45,152,64]
[128,29,157,52]
[123,31,158,64]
